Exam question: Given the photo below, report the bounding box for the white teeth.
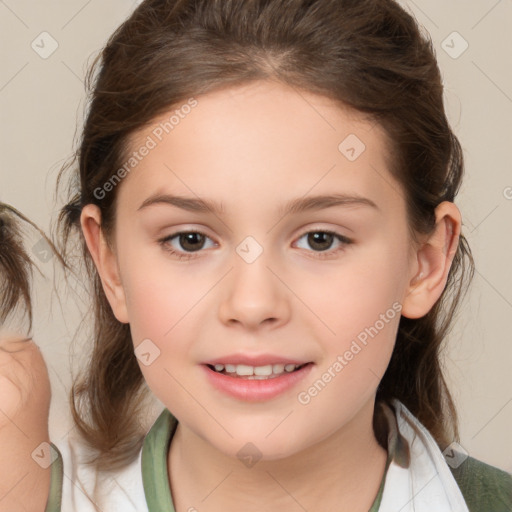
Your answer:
[254,365,273,376]
[211,362,304,377]
[236,364,254,376]
[272,364,285,374]
[231,363,297,376]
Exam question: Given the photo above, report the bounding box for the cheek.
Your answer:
[125,280,173,343]
[125,274,196,408]
[121,254,208,400]
[295,242,406,392]
[121,248,203,342]
[299,243,406,338]
[294,279,400,444]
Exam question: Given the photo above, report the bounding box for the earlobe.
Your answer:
[80,204,130,324]
[401,201,461,319]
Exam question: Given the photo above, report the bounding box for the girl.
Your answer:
[47,0,512,510]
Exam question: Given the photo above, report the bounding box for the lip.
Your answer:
[202,353,310,366]
[201,362,314,402]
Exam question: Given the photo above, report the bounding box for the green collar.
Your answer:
[44,443,64,512]
[142,408,178,511]
[141,407,397,512]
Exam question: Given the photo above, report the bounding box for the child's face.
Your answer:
[104,80,420,459]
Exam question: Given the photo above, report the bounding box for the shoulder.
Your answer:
[449,455,512,512]
[50,434,148,512]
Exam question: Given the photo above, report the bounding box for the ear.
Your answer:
[80,204,129,324]
[401,201,461,319]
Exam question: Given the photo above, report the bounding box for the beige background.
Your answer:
[1,0,511,473]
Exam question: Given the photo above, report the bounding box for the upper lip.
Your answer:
[203,354,312,367]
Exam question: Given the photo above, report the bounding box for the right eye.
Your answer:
[158,230,217,260]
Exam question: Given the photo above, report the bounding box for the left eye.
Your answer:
[295,230,352,254]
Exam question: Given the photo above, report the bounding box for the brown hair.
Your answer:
[0,204,38,334]
[55,0,474,470]
[0,203,63,333]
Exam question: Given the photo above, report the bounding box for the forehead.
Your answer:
[118,80,401,216]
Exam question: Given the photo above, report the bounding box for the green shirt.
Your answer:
[46,407,512,511]
[141,409,512,512]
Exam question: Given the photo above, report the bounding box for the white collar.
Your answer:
[378,398,469,511]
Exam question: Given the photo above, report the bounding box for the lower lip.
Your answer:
[201,363,314,402]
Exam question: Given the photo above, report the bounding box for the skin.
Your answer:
[0,335,52,512]
[81,79,461,511]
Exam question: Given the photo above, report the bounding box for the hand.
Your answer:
[0,335,52,512]
[0,336,51,428]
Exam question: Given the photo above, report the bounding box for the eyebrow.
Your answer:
[137,193,379,216]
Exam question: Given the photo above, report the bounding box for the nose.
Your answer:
[217,248,291,331]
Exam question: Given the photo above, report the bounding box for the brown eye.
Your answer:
[295,230,353,258]
[306,232,335,252]
[177,232,206,252]
[159,230,216,260]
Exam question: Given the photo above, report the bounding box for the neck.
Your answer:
[168,397,388,512]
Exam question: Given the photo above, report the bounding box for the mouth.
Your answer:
[202,360,314,401]
[205,362,311,380]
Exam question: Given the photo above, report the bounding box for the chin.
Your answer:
[211,430,305,464]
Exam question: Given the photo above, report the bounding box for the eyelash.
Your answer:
[158,229,353,261]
